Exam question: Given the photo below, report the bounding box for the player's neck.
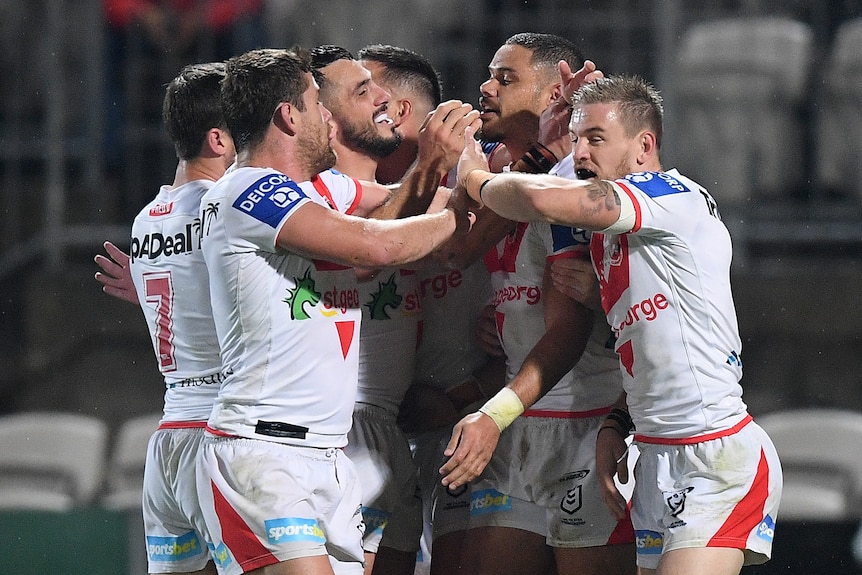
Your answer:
[502,138,532,162]
[334,146,379,181]
[237,146,314,183]
[171,158,225,189]
[375,139,418,185]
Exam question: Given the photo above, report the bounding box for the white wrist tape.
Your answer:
[599,182,636,234]
[479,387,525,433]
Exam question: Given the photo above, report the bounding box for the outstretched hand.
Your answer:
[596,427,631,521]
[94,241,138,304]
[418,100,482,175]
[559,59,604,105]
[439,410,501,490]
[456,125,491,201]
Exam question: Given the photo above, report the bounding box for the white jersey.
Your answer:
[412,261,492,391]
[130,180,224,423]
[200,167,363,448]
[591,169,747,439]
[356,269,422,414]
[486,221,621,413]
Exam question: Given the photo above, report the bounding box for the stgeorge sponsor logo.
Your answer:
[149,202,174,216]
[322,285,360,314]
[131,222,198,262]
[635,530,663,555]
[233,173,308,228]
[147,531,204,562]
[492,284,541,307]
[265,517,326,545]
[611,292,668,337]
[419,269,463,300]
[470,488,512,516]
[362,506,390,536]
[757,515,775,543]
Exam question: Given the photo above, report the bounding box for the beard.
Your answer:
[297,124,337,177]
[341,117,403,159]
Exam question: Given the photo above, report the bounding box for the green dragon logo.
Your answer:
[365,273,402,320]
[283,269,322,320]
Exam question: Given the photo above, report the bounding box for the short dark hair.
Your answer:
[504,32,584,79]
[162,62,226,160]
[573,74,664,149]
[221,47,312,153]
[358,44,443,107]
[310,45,355,89]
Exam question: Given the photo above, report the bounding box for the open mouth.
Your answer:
[576,168,597,180]
[374,110,394,125]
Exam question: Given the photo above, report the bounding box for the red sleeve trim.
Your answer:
[614,181,642,233]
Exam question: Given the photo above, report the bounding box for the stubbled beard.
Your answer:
[298,129,337,176]
[341,119,403,158]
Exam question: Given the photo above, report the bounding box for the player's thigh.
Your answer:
[429,530,465,575]
[461,526,554,575]
[554,543,636,575]
[655,547,744,575]
[247,554,335,575]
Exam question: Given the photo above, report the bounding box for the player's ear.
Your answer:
[273,102,298,136]
[636,130,658,165]
[392,98,411,127]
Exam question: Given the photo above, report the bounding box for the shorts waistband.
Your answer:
[634,414,753,445]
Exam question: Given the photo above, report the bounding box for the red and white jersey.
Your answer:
[590,169,747,439]
[413,261,493,391]
[356,269,422,414]
[200,167,362,448]
[130,180,223,423]
[412,141,508,392]
[485,221,621,413]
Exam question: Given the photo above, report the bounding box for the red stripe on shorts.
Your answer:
[212,480,279,571]
[707,449,770,549]
[607,505,636,544]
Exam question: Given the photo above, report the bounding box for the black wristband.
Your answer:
[606,407,634,434]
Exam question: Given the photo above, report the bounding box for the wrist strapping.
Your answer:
[464,169,495,204]
[479,387,525,433]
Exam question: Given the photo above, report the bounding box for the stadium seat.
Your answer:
[815,17,862,202]
[101,412,162,510]
[756,408,862,520]
[0,411,109,510]
[674,17,814,209]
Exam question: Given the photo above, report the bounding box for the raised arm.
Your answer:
[439,259,594,489]
[364,101,481,220]
[457,126,622,230]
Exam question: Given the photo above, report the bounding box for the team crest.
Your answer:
[560,484,583,514]
[666,486,694,517]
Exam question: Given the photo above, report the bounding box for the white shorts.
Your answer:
[143,425,213,573]
[345,404,423,554]
[471,414,635,548]
[631,416,782,570]
[196,435,365,575]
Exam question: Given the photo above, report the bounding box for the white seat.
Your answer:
[101,412,162,510]
[0,411,109,510]
[757,408,862,520]
[816,18,862,202]
[674,17,813,208]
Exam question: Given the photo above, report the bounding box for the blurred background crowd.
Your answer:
[0,1,861,572]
